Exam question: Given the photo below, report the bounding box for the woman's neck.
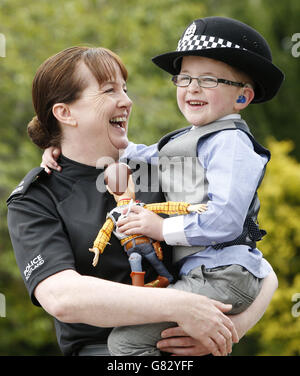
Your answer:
[61,138,120,167]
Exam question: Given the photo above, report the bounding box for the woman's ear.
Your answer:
[52,103,77,127]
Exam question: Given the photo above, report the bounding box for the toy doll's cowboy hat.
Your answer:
[152,16,284,103]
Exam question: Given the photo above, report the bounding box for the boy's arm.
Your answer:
[41,142,159,173]
[117,202,207,242]
[120,141,158,164]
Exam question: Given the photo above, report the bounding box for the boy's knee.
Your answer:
[107,327,127,356]
[107,325,163,356]
[108,326,149,356]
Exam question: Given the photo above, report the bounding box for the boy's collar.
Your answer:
[218,113,241,121]
[191,114,241,130]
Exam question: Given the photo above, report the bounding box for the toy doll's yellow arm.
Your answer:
[144,201,189,215]
[89,217,114,267]
[144,201,207,215]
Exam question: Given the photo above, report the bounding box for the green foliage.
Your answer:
[0,0,299,355]
[232,139,300,355]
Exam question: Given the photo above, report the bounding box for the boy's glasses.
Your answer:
[172,74,245,88]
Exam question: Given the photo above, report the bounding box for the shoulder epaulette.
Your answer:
[6,167,46,204]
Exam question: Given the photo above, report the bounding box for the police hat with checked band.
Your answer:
[152,16,284,103]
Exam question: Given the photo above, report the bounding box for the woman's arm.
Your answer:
[156,269,278,355]
[34,269,238,356]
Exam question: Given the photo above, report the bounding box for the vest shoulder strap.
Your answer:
[158,119,271,160]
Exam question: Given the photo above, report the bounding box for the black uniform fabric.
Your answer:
[6,155,173,356]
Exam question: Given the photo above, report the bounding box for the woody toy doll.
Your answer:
[89,162,207,287]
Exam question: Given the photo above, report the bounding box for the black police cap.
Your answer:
[152,16,284,103]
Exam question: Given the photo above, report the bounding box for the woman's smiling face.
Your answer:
[68,61,132,159]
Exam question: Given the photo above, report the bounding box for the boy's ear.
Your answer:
[52,103,77,127]
[234,85,255,110]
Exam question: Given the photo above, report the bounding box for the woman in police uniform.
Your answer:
[7,46,278,356]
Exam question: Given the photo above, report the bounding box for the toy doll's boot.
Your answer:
[130,271,145,286]
[145,275,170,288]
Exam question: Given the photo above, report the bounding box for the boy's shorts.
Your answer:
[172,264,262,315]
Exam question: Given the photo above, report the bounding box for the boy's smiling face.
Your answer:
[176,56,253,127]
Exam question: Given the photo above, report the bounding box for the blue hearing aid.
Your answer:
[236,95,246,103]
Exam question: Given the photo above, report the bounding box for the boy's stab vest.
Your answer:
[157,119,270,263]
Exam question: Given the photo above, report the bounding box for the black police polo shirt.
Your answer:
[7,155,173,356]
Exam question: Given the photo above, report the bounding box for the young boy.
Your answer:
[107,16,284,356]
[43,17,283,356]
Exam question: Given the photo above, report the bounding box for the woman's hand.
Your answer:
[41,146,62,174]
[175,296,238,356]
[117,204,164,241]
[160,270,278,356]
[158,298,239,357]
[157,326,212,356]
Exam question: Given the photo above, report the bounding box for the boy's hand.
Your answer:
[41,146,62,174]
[117,205,164,241]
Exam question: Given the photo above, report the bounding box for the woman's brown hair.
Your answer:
[27,46,128,149]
